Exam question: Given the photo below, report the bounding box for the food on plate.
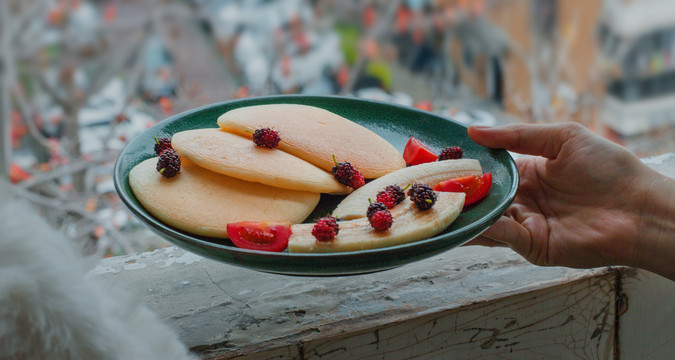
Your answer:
[437,146,463,161]
[312,216,340,242]
[402,136,438,165]
[434,173,493,206]
[154,137,173,155]
[226,222,291,252]
[407,183,437,210]
[288,192,465,253]
[130,101,494,254]
[368,207,393,231]
[156,148,181,178]
[332,159,482,220]
[129,157,319,238]
[331,155,365,189]
[375,184,407,208]
[217,104,406,178]
[171,128,350,194]
[366,201,388,219]
[252,127,281,149]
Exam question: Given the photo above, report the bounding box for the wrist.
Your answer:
[631,168,675,280]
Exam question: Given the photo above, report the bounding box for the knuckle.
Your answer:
[560,122,586,137]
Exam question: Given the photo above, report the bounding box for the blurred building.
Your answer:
[442,0,673,155]
[444,0,604,124]
[598,0,675,154]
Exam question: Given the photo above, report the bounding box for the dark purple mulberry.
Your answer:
[437,146,463,161]
[367,201,388,219]
[407,183,437,210]
[331,155,365,189]
[369,209,393,231]
[156,149,181,178]
[154,137,173,155]
[376,184,407,208]
[252,128,281,148]
[312,216,340,241]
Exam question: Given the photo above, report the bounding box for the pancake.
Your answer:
[172,128,350,194]
[217,104,406,178]
[129,157,320,238]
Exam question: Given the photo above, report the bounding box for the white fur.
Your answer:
[0,181,196,360]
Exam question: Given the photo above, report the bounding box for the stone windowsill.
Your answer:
[89,153,675,359]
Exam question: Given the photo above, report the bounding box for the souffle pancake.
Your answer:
[217,104,406,178]
[129,157,320,238]
[171,128,350,194]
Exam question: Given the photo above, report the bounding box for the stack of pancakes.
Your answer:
[129,104,406,239]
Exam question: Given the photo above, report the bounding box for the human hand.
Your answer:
[467,123,675,280]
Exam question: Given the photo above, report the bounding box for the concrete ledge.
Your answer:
[90,245,617,358]
[90,153,675,359]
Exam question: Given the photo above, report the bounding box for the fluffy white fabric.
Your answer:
[0,181,196,360]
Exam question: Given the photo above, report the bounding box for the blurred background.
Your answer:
[1,0,674,256]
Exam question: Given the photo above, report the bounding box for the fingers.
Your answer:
[468,123,585,159]
[479,216,532,258]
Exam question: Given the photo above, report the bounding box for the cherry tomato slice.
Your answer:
[226,222,291,252]
[434,173,492,206]
[402,137,438,165]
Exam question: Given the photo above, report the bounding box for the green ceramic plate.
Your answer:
[114,95,518,276]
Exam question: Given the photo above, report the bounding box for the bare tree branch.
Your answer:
[13,187,93,228]
[7,0,46,42]
[103,25,152,151]
[32,65,72,109]
[13,185,136,254]
[105,225,135,257]
[0,0,13,179]
[11,83,53,149]
[86,26,151,100]
[16,149,120,190]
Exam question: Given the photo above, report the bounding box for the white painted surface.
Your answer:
[620,270,675,360]
[618,153,675,360]
[91,245,615,358]
[297,275,616,360]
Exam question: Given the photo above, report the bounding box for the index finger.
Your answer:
[468,123,583,159]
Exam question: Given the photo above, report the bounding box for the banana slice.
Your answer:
[289,192,465,253]
[332,159,482,220]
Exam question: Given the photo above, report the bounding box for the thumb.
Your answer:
[468,123,581,159]
[480,216,535,264]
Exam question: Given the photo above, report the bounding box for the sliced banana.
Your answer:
[332,159,482,220]
[288,192,465,253]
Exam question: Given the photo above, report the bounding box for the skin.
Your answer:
[466,123,675,281]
